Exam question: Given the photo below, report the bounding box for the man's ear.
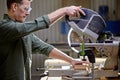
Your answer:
[11,3,18,11]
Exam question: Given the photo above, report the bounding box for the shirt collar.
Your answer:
[3,14,16,21]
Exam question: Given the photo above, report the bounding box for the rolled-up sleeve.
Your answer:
[0,14,50,41]
[31,34,54,56]
[35,15,50,28]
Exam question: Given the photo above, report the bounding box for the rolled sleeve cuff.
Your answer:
[45,44,55,56]
[35,15,50,29]
[42,15,50,28]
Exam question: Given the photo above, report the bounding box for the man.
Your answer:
[0,0,87,80]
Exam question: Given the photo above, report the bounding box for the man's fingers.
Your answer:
[78,6,86,16]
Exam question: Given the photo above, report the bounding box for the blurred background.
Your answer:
[0,0,120,80]
[0,0,120,43]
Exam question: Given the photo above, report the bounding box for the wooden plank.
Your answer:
[94,70,118,78]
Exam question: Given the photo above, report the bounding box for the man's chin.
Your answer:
[17,19,26,22]
[21,18,26,22]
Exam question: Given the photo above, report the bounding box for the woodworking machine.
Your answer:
[44,8,120,80]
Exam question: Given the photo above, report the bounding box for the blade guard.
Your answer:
[66,8,106,43]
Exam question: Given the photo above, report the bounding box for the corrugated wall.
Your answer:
[0,0,118,43]
[27,0,63,43]
[91,0,117,20]
[116,0,120,20]
[0,0,7,19]
[0,0,64,43]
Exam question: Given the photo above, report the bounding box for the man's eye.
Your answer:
[24,7,32,12]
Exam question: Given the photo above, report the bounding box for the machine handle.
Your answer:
[65,8,86,22]
[71,43,81,47]
[85,49,95,63]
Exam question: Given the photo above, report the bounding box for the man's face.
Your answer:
[13,0,32,22]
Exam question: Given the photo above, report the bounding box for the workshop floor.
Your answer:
[41,77,61,80]
[100,77,120,80]
[40,75,120,80]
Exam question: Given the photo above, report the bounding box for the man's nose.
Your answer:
[26,12,30,15]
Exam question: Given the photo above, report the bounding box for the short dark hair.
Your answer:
[6,0,32,9]
[7,0,23,9]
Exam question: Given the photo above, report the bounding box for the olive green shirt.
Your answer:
[0,14,54,80]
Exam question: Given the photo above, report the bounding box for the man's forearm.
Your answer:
[48,7,66,25]
[49,48,74,64]
[47,6,85,25]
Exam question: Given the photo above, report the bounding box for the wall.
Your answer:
[28,0,63,43]
[0,0,7,19]
[0,0,64,43]
[91,0,117,20]
[0,0,119,43]
[116,0,120,20]
[62,0,91,8]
